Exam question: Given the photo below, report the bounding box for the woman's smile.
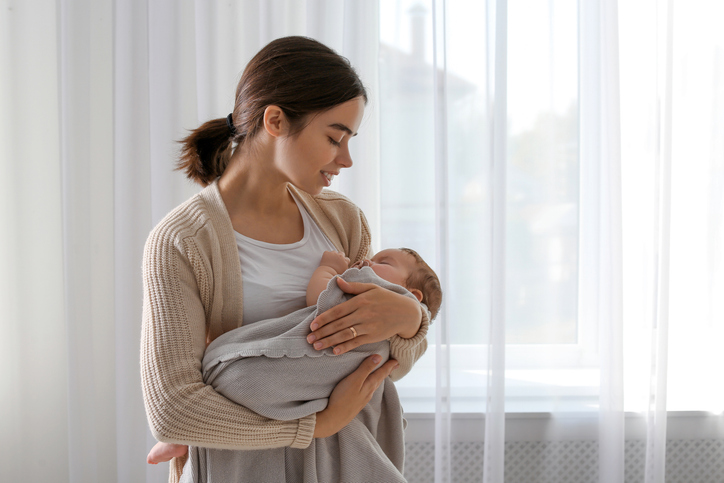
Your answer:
[277,96,365,195]
[322,170,338,185]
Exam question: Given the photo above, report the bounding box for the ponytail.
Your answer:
[177,117,236,186]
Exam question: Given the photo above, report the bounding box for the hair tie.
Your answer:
[226,113,237,136]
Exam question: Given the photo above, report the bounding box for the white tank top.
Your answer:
[235,192,338,325]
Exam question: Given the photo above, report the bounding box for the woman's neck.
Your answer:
[217,147,305,243]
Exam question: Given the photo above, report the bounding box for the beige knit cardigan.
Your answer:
[141,180,429,480]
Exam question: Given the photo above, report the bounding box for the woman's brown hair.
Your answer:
[178,36,368,186]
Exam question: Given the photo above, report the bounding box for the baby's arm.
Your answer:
[306,251,350,306]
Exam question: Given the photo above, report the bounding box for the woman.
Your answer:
[141,36,430,482]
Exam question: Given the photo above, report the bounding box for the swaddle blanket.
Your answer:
[180,267,414,483]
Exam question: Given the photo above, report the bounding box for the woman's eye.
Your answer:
[328,137,341,147]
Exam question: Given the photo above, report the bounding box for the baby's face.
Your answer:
[358,249,416,288]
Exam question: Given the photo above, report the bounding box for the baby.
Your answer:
[307,248,441,319]
[148,247,442,465]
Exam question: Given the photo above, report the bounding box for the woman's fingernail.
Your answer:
[307,335,316,343]
[334,347,341,355]
[311,322,318,330]
[372,355,381,364]
[314,342,323,349]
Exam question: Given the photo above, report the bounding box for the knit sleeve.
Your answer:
[388,304,430,382]
[140,226,315,450]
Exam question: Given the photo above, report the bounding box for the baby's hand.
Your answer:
[351,259,370,269]
[320,251,350,275]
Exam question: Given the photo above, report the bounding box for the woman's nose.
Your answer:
[336,146,353,168]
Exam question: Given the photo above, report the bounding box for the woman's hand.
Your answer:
[306,278,422,355]
[313,355,398,438]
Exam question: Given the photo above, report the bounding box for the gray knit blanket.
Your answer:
[180,267,413,483]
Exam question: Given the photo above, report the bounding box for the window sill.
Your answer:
[403,411,724,442]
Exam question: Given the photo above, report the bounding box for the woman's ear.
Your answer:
[410,288,423,303]
[263,105,286,137]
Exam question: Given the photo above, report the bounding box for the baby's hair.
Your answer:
[399,248,443,320]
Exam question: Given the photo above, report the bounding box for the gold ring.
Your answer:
[349,326,358,338]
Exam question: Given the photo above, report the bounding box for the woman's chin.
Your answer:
[290,182,324,196]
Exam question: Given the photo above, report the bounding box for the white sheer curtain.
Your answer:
[381,0,723,482]
[2,1,723,483]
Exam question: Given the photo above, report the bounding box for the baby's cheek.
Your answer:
[370,265,385,279]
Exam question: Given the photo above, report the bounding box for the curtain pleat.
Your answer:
[579,0,627,481]
[644,0,674,481]
[0,2,69,482]
[59,0,117,481]
[482,0,507,481]
[431,2,452,482]
[113,1,157,481]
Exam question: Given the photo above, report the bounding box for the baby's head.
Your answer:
[361,248,443,320]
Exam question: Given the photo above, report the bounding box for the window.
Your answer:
[379,0,586,414]
[378,0,724,416]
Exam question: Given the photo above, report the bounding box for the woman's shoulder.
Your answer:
[292,185,363,217]
[145,182,228,250]
[294,186,368,232]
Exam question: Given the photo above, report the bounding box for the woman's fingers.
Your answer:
[308,313,365,352]
[362,359,398,390]
[308,308,386,353]
[355,353,383,377]
[329,336,363,355]
[307,286,386,352]
[337,354,398,403]
[309,305,357,340]
[309,280,378,331]
[322,326,369,355]
[309,288,361,331]
[308,278,423,351]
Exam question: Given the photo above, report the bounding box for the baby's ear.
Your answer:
[410,288,423,303]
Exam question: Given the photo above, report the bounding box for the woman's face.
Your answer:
[277,97,365,195]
